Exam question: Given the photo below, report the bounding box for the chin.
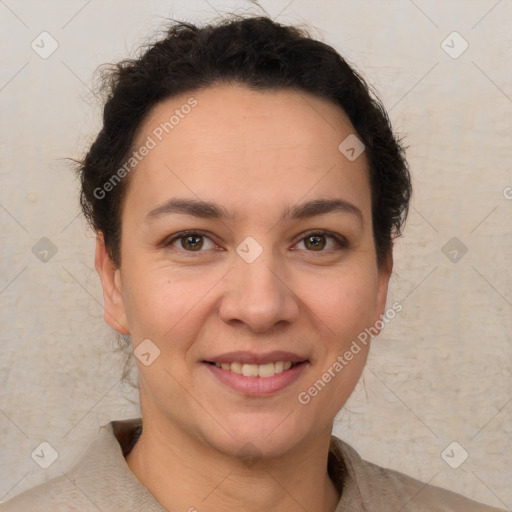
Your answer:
[198,410,314,461]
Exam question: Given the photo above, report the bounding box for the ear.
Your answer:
[374,246,393,331]
[95,232,130,335]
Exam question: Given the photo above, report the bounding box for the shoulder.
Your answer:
[0,474,93,512]
[1,419,155,512]
[330,436,507,512]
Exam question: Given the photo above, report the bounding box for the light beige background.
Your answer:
[1,0,511,508]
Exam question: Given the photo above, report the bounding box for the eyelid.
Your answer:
[162,229,348,252]
[162,229,218,249]
[292,229,348,251]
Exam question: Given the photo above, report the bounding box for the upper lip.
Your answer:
[204,351,309,365]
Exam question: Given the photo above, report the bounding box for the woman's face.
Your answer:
[99,84,391,458]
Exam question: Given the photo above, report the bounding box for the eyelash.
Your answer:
[163,229,348,255]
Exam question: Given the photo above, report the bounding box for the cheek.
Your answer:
[301,271,377,412]
[306,266,379,341]
[120,263,216,344]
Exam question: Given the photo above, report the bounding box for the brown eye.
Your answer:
[181,234,204,251]
[304,234,326,251]
[165,231,216,252]
[295,231,347,252]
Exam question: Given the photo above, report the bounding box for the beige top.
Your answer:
[1,418,505,512]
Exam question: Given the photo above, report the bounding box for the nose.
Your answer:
[218,251,300,334]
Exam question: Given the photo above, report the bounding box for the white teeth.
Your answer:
[212,361,297,377]
[258,363,275,378]
[242,364,259,377]
[230,362,243,374]
[274,361,284,374]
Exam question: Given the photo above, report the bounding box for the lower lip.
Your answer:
[203,362,309,396]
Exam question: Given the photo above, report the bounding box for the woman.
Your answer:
[2,15,505,512]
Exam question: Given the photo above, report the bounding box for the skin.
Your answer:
[95,83,392,512]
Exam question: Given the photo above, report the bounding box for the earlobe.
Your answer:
[95,233,130,335]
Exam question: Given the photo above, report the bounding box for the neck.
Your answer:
[125,415,340,512]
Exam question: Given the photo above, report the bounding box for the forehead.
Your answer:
[127,84,371,220]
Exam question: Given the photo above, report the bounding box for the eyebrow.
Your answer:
[145,197,363,225]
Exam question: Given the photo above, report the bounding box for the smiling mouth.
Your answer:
[204,361,306,378]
